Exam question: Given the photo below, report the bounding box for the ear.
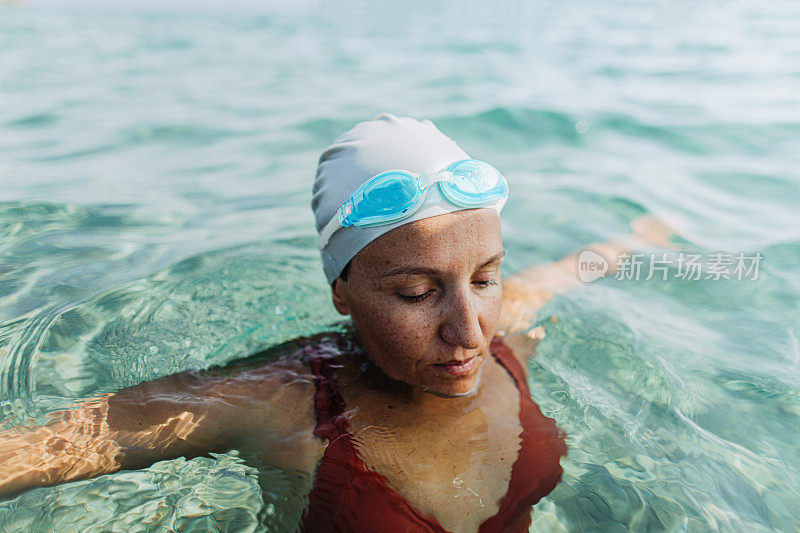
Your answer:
[331,278,351,316]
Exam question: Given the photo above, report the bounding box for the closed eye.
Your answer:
[397,290,435,303]
[397,279,498,303]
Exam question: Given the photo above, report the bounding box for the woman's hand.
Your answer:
[630,213,683,250]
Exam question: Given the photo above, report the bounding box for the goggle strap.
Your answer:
[318,209,342,250]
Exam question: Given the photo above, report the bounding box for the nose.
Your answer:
[439,285,484,350]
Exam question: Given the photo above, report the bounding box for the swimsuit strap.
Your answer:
[481,336,566,533]
[489,336,531,398]
[302,343,350,441]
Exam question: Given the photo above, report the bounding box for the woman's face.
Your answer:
[332,208,504,397]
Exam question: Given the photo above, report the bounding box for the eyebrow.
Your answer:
[381,250,505,278]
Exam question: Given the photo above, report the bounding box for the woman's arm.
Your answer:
[0,353,309,499]
[0,371,240,499]
[498,215,678,339]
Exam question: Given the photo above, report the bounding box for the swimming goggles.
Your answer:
[318,159,508,250]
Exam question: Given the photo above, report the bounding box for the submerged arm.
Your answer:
[498,215,678,339]
[0,361,293,499]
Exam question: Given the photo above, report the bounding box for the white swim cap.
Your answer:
[311,113,507,285]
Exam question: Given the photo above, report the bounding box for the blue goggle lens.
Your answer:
[345,171,423,227]
[439,160,508,207]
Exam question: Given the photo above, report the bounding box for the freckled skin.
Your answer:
[331,208,504,399]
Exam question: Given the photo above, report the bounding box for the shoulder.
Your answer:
[195,339,325,469]
[201,339,316,401]
[216,331,364,470]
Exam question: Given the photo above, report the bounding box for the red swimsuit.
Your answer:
[299,336,567,533]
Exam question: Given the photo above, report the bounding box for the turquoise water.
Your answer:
[2,0,800,530]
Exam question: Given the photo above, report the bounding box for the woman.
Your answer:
[0,114,674,532]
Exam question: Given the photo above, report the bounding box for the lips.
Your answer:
[433,356,478,376]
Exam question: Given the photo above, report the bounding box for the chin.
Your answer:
[422,367,484,398]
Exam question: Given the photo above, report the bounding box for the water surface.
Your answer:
[1,0,799,530]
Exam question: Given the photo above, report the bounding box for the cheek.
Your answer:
[353,289,430,330]
[485,292,503,327]
[350,296,438,368]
